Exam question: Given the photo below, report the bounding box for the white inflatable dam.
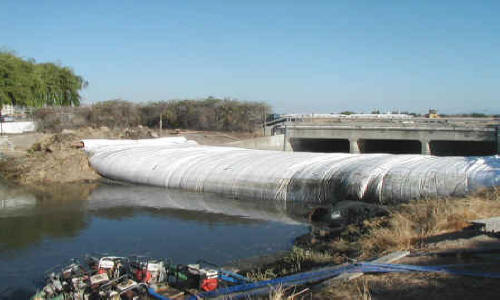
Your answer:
[82,137,499,204]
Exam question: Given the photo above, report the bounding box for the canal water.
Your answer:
[0,180,310,298]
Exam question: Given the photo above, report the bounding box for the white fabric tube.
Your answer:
[81,136,196,155]
[83,138,499,204]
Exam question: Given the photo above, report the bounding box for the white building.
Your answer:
[1,104,15,116]
[1,104,29,119]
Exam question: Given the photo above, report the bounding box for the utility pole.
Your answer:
[262,107,266,136]
[159,112,162,137]
[283,125,287,151]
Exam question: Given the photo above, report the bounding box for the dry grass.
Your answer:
[282,247,333,272]
[267,285,312,300]
[325,189,500,260]
[248,189,499,299]
[320,272,500,300]
[359,188,499,258]
[356,279,372,300]
[247,268,279,282]
[246,247,334,281]
[268,285,286,300]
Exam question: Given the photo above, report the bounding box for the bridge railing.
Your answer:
[278,116,499,128]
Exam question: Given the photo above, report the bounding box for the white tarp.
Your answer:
[82,136,195,154]
[83,137,499,204]
[0,121,36,134]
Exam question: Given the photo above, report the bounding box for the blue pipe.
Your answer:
[358,262,500,279]
[218,270,251,283]
[219,274,243,284]
[190,262,500,299]
[148,287,171,300]
[189,264,354,299]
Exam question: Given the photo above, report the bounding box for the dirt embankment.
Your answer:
[1,133,100,185]
[238,189,500,299]
[0,126,257,186]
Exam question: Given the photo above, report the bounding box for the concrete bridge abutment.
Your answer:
[283,123,498,156]
[497,125,500,154]
[421,139,431,155]
[349,139,360,154]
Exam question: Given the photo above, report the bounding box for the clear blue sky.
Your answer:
[1,0,499,113]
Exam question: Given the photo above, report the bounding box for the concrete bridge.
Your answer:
[268,117,499,156]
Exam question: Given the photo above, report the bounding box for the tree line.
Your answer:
[35,98,271,132]
[0,51,87,108]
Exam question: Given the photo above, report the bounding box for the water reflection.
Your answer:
[88,183,308,225]
[0,182,93,250]
[0,182,309,251]
[0,180,310,296]
[0,181,38,214]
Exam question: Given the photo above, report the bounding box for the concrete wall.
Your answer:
[226,134,292,151]
[497,125,500,154]
[0,121,36,134]
[284,125,498,155]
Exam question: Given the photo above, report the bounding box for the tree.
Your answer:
[0,51,87,107]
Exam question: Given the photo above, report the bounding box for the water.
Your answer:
[0,181,310,297]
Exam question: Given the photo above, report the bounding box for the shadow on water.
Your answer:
[0,180,310,298]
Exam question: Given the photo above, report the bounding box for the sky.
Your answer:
[1,0,499,114]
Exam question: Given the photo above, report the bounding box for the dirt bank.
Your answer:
[237,189,500,299]
[0,127,257,186]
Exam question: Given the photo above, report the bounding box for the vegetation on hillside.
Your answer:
[0,51,87,107]
[34,98,270,132]
[141,97,270,131]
